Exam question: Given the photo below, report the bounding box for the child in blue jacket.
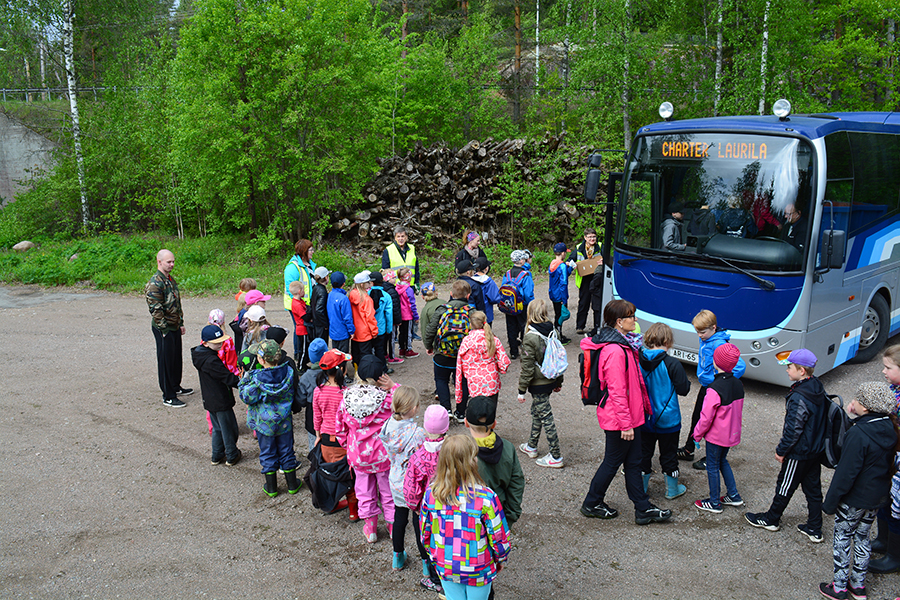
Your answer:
[677,309,745,470]
[502,250,535,360]
[326,271,354,353]
[368,271,394,369]
[472,257,502,325]
[639,323,691,499]
[548,242,574,344]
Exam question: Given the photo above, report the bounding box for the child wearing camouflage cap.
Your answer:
[239,339,300,498]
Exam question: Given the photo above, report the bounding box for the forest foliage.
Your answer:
[0,0,897,250]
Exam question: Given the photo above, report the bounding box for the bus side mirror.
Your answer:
[584,152,603,202]
[822,230,845,269]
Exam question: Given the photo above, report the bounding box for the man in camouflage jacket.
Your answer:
[146,249,191,407]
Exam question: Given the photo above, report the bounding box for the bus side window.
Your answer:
[821,133,853,268]
[847,132,900,233]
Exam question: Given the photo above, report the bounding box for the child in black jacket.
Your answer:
[191,325,242,466]
[307,267,330,345]
[819,382,898,600]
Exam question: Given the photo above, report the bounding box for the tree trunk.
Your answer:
[535,0,540,91]
[63,0,89,229]
[514,1,522,124]
[758,0,770,115]
[40,36,48,102]
[622,0,631,150]
[715,0,723,116]
[887,19,896,106]
[24,56,31,102]
[401,1,408,60]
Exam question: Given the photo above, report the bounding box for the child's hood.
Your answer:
[395,281,410,294]
[379,417,421,451]
[705,329,731,345]
[343,383,387,420]
[250,362,294,394]
[549,258,564,272]
[477,435,505,465]
[853,413,897,452]
[639,347,666,373]
[459,329,488,356]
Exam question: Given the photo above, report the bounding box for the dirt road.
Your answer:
[1,283,897,599]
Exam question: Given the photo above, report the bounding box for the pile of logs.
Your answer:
[331,133,608,248]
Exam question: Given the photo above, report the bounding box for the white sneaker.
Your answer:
[518,443,539,459]
[535,453,564,468]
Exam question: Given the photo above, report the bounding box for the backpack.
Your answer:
[687,208,716,236]
[498,270,528,315]
[435,304,471,356]
[579,342,628,407]
[821,393,851,469]
[530,328,568,379]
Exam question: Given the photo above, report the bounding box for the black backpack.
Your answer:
[821,394,851,469]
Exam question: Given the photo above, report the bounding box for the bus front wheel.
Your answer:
[849,294,890,364]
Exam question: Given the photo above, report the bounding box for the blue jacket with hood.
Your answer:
[548,260,572,303]
[369,285,393,336]
[639,347,691,433]
[698,329,745,386]
[327,288,355,341]
[239,362,294,436]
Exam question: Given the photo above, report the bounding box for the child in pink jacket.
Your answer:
[336,355,398,543]
[693,343,745,514]
[456,311,510,409]
[395,267,420,358]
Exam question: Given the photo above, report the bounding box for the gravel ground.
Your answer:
[1,282,899,600]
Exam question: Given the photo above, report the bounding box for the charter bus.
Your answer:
[589,100,900,386]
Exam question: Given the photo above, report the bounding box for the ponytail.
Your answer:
[484,322,496,358]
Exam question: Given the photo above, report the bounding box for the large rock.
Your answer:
[13,240,36,252]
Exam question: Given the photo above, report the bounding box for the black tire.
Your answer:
[849,293,890,364]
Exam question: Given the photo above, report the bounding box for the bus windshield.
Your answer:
[620,133,814,271]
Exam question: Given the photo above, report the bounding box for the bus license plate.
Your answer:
[670,348,698,364]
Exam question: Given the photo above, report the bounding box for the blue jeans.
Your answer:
[257,429,298,474]
[705,441,738,506]
[441,580,492,600]
[209,409,240,462]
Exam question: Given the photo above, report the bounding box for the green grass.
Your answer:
[0,233,555,296]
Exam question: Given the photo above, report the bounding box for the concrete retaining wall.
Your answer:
[0,112,56,207]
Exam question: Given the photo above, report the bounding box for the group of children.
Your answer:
[187,240,900,600]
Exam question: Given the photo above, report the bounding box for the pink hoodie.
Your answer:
[395,281,419,322]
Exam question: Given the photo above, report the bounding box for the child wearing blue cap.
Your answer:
[548,242,574,345]
[745,348,828,539]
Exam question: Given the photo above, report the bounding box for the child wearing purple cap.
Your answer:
[745,348,828,540]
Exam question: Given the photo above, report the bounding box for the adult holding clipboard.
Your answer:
[568,228,603,335]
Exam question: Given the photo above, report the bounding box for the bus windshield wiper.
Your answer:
[701,254,775,291]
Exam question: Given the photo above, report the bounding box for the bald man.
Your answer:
[146,249,191,407]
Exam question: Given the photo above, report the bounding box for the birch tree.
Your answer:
[62,0,88,228]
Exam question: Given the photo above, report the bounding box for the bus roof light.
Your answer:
[773,99,792,120]
[659,102,674,121]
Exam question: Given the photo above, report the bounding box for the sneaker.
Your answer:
[581,502,618,519]
[176,387,194,396]
[576,328,586,335]
[720,494,744,507]
[535,453,564,468]
[798,523,824,543]
[848,585,866,600]
[420,578,443,593]
[819,582,849,600]
[561,337,572,345]
[635,504,673,525]
[386,357,404,364]
[412,333,422,341]
[163,397,186,408]
[509,352,519,360]
[225,449,243,466]
[518,443,539,459]
[211,456,224,465]
[676,446,694,461]
[385,368,395,375]
[403,350,420,358]
[744,512,780,531]
[695,499,724,514]
[692,457,707,470]
[452,411,466,424]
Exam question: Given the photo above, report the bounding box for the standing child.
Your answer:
[335,355,399,543]
[327,272,354,353]
[456,311,510,407]
[313,348,358,519]
[347,271,378,367]
[239,339,300,497]
[419,283,442,337]
[420,435,511,600]
[424,280,472,420]
[297,338,328,452]
[456,260,486,314]
[745,349,827,538]
[381,269,404,364]
[692,343,744,514]
[404,406,450,593]
[308,267,331,344]
[870,345,900,573]
[191,325,242,466]
[379,386,425,570]
[369,271,394,370]
[472,257,502,326]
[231,278,256,350]
[208,309,240,376]
[396,267,420,358]
[639,322,691,499]
[241,305,270,352]
[501,250,534,359]
[548,242,574,344]
[517,299,565,469]
[289,280,310,366]
[819,382,898,600]
[677,309,746,471]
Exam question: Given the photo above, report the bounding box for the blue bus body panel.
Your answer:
[638,113,900,140]
[845,215,900,273]
[613,259,804,331]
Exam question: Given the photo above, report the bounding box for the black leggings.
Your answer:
[393,506,409,553]
[683,386,707,452]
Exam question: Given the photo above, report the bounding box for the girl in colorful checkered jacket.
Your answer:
[421,435,511,600]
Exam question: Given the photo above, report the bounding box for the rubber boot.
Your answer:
[347,492,360,521]
[421,559,430,577]
[284,469,302,494]
[392,550,407,571]
[665,474,687,499]
[642,473,651,494]
[872,518,888,554]
[263,472,278,498]
[869,530,900,573]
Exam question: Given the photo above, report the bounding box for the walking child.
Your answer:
[379,386,425,570]
[548,242,574,344]
[239,339,300,497]
[638,322,691,499]
[870,344,900,573]
[819,382,899,600]
[456,311,510,406]
[517,299,565,468]
[745,349,827,538]
[335,355,398,543]
[191,325,242,466]
[472,257,502,325]
[420,435,511,600]
[501,250,534,360]
[424,280,472,421]
[404,405,450,593]
[692,343,744,514]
